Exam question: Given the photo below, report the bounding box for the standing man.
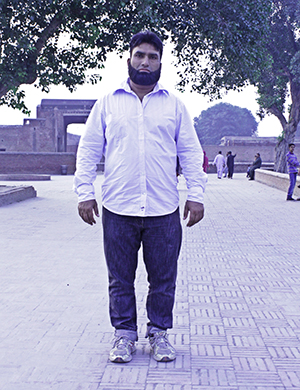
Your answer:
[227,151,236,179]
[202,150,209,173]
[286,143,300,201]
[74,31,207,363]
[213,151,225,179]
[248,153,262,180]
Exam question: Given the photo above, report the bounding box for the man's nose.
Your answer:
[141,56,150,66]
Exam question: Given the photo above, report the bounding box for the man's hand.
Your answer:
[78,199,99,225]
[183,200,204,227]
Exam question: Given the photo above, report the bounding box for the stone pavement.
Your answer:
[1,173,300,390]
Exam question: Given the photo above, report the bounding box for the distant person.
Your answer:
[213,151,225,179]
[203,151,209,173]
[223,152,229,178]
[286,143,300,201]
[248,153,262,180]
[176,156,182,176]
[227,151,236,179]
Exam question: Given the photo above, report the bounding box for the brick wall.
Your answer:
[0,152,76,175]
[203,144,276,163]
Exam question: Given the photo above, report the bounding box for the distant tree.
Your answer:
[194,103,258,145]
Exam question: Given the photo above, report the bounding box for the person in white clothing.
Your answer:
[74,31,207,364]
[213,151,226,179]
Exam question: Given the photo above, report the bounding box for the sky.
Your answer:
[0,42,284,137]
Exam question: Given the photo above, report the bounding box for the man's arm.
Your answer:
[183,201,204,227]
[287,154,300,168]
[73,99,105,222]
[175,100,207,227]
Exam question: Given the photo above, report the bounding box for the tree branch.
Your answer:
[268,105,287,128]
[34,13,62,55]
[0,13,63,99]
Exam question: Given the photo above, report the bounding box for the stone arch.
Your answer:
[36,99,96,152]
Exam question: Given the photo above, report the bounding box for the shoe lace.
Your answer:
[114,336,133,349]
[152,331,170,347]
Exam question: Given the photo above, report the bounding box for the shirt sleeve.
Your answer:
[287,154,300,167]
[175,99,207,204]
[73,98,105,202]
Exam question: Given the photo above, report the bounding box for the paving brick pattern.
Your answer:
[1,173,300,389]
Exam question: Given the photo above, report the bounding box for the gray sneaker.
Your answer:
[109,336,136,363]
[148,331,176,362]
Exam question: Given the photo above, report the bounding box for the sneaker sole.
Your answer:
[110,356,132,363]
[109,347,136,363]
[151,350,176,362]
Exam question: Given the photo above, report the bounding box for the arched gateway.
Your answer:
[34,99,96,152]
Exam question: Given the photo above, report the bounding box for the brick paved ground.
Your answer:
[1,173,300,390]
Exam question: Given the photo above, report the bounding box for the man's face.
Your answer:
[128,43,161,86]
[289,145,295,153]
[130,43,161,72]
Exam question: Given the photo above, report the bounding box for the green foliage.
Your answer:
[0,0,271,113]
[194,103,258,145]
[253,1,300,116]
[0,0,166,113]
[167,0,272,98]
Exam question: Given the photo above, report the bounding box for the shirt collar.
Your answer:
[113,78,169,96]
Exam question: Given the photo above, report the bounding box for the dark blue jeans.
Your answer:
[288,172,297,198]
[102,207,182,339]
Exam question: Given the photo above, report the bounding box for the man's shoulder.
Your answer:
[93,80,132,105]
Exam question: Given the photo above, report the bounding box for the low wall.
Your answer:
[203,145,276,163]
[207,162,274,174]
[0,185,37,207]
[0,151,272,176]
[255,169,300,197]
[0,152,76,175]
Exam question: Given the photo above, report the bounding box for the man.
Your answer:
[213,151,225,179]
[202,150,209,173]
[286,143,300,201]
[227,151,236,179]
[74,31,207,363]
[248,153,262,180]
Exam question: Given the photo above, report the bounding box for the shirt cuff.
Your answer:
[187,186,204,204]
[73,183,96,203]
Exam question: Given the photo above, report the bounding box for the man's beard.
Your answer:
[128,62,161,86]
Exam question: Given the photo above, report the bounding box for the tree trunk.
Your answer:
[274,122,297,173]
[274,81,300,173]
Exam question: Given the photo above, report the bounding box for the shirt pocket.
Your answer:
[105,113,127,146]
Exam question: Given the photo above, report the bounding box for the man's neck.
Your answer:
[129,80,156,101]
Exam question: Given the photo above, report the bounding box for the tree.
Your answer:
[0,0,270,115]
[255,0,300,172]
[166,1,300,172]
[0,0,168,113]
[194,103,258,145]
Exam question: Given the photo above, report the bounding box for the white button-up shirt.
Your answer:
[74,79,207,216]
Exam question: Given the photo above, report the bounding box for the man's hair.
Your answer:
[289,143,295,147]
[257,153,260,156]
[130,31,163,58]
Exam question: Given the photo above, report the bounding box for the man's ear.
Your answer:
[127,58,130,66]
